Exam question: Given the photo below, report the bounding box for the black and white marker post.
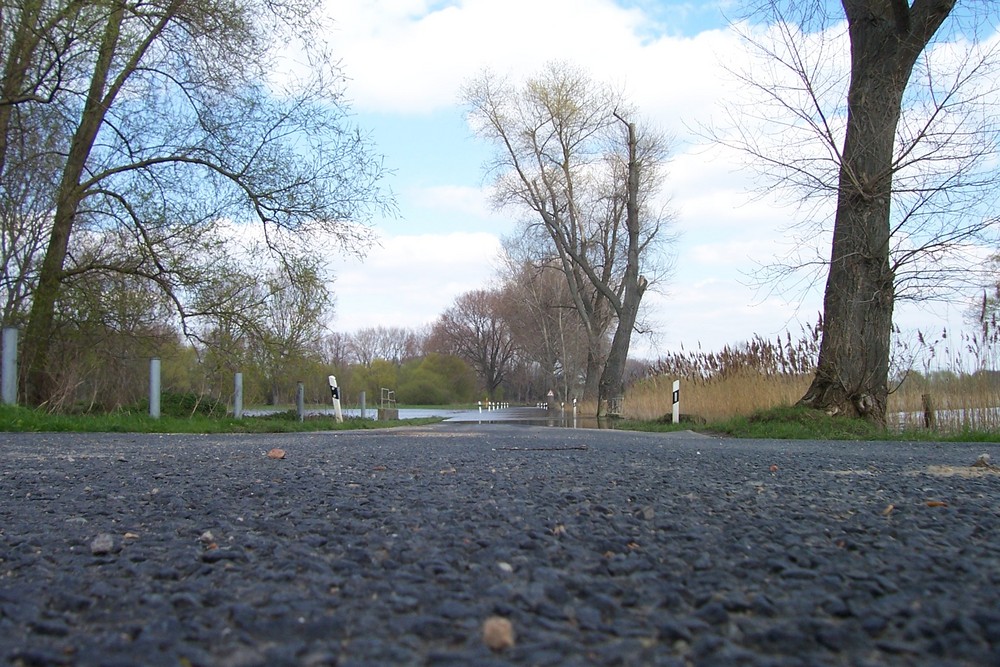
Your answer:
[672,380,680,424]
[328,375,344,423]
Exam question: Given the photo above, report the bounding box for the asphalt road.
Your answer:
[1,424,998,666]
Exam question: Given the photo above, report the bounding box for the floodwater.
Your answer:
[444,406,618,429]
[246,406,617,429]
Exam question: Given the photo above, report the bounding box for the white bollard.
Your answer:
[672,379,680,424]
[328,375,343,423]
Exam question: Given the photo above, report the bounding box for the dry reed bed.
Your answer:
[625,318,1000,431]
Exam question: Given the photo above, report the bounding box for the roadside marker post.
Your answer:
[328,375,344,423]
[672,380,680,424]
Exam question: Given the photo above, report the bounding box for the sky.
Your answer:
[315,0,985,360]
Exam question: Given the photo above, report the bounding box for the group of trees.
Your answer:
[450,0,1000,424]
[426,264,651,406]
[0,0,390,409]
[461,1,1000,424]
[5,0,1000,425]
[462,63,673,412]
[1,15,674,413]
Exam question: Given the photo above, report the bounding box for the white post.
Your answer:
[149,358,161,419]
[1,327,17,405]
[672,379,680,424]
[360,390,366,420]
[234,372,243,419]
[328,375,343,423]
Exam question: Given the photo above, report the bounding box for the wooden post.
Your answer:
[922,393,936,429]
[296,382,305,422]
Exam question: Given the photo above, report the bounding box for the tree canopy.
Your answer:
[0,0,392,407]
[463,62,673,413]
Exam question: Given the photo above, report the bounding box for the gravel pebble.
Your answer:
[0,426,998,665]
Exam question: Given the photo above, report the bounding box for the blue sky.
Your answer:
[319,0,984,359]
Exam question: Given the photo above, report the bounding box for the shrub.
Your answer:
[128,391,226,418]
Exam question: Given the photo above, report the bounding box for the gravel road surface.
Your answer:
[1,424,998,666]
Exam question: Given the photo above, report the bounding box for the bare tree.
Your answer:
[319,331,353,370]
[347,326,422,366]
[463,62,673,413]
[499,241,591,401]
[716,1,1000,424]
[248,259,332,405]
[429,288,516,399]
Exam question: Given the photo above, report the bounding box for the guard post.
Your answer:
[672,380,680,424]
[328,375,343,423]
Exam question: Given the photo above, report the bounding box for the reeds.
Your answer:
[888,303,1000,431]
[627,310,1000,432]
[626,321,820,422]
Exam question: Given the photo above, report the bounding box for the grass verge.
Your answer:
[0,404,441,434]
[619,404,1000,441]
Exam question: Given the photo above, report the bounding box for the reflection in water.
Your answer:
[444,407,618,429]
[470,417,617,430]
[247,406,619,429]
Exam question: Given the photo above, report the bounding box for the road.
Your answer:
[1,424,998,665]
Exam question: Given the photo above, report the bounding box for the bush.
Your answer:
[129,391,227,418]
[398,372,451,405]
[396,354,477,405]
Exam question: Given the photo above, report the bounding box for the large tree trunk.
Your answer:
[22,3,125,406]
[799,0,954,426]
[598,277,645,412]
[598,115,646,414]
[0,0,41,178]
[582,346,602,401]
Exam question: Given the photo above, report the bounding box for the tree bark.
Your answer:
[22,2,125,406]
[0,0,41,177]
[598,115,646,414]
[799,0,954,426]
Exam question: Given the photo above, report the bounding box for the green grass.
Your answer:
[708,405,885,439]
[6,401,996,441]
[0,404,441,434]
[620,404,1000,441]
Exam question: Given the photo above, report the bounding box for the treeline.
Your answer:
[0,0,391,409]
[1,10,667,413]
[6,255,655,411]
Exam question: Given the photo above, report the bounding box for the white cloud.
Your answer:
[406,183,500,221]
[329,231,502,331]
[317,1,816,351]
[309,1,1000,360]
[638,275,823,357]
[328,0,652,114]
